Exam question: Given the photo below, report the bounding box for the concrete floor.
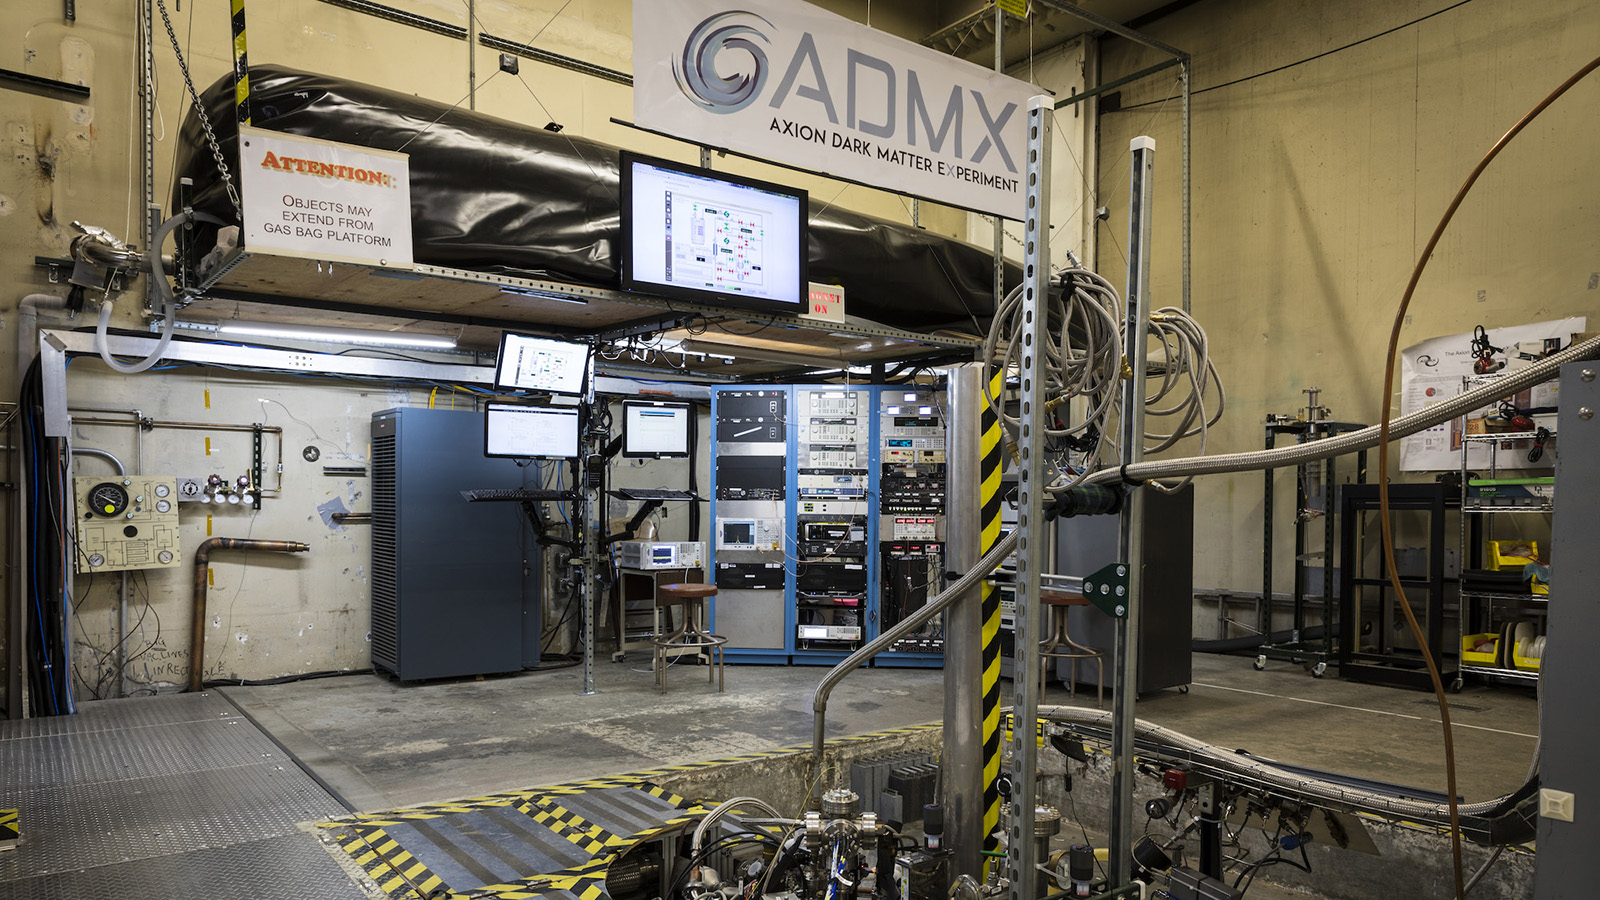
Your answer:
[225,653,1538,812]
[223,652,1539,899]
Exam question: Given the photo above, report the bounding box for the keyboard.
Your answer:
[460,489,579,502]
[609,488,702,502]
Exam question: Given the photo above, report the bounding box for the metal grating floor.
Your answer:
[0,692,367,900]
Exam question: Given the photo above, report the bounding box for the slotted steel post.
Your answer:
[1005,94,1053,900]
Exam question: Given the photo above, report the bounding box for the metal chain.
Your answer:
[156,0,241,218]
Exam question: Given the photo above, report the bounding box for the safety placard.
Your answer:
[237,125,413,268]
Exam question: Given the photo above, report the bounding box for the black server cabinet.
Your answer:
[1055,487,1194,694]
[371,407,540,680]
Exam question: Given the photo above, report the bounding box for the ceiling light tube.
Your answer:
[215,322,457,349]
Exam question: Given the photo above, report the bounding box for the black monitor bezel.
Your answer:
[621,399,693,459]
[618,150,809,316]
[482,401,582,459]
[493,331,592,395]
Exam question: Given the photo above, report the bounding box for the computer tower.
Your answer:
[370,407,541,680]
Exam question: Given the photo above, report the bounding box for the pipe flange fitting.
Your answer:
[1035,804,1062,838]
[820,787,860,819]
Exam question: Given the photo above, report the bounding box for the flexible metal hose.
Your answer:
[1074,332,1600,487]
[95,211,188,375]
[1037,705,1513,821]
[691,796,786,855]
[811,528,1022,771]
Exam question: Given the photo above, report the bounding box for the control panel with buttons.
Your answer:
[73,476,183,573]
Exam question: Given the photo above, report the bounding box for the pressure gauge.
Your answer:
[87,553,105,568]
[155,499,172,513]
[157,550,174,564]
[154,484,171,498]
[87,482,130,518]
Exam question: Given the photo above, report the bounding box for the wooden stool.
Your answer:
[651,584,727,694]
[1039,591,1104,707]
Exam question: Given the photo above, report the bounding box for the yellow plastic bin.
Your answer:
[1462,633,1498,666]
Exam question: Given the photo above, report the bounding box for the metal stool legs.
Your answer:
[651,597,726,694]
[1040,603,1103,707]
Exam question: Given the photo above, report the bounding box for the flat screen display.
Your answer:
[620,151,807,314]
[495,332,590,395]
[484,402,580,459]
[622,400,692,458]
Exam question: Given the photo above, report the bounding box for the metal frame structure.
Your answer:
[1003,94,1054,900]
[1534,361,1600,897]
[1255,419,1366,674]
[2,327,713,714]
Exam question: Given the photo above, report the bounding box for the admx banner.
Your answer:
[634,0,1041,221]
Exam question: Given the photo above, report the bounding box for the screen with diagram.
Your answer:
[483,402,580,458]
[495,332,590,395]
[621,152,807,314]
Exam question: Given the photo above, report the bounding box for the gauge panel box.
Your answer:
[73,476,182,573]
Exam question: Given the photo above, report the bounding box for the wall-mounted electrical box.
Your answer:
[73,476,182,573]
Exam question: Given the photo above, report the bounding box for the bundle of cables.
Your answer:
[981,266,1224,494]
[19,358,77,716]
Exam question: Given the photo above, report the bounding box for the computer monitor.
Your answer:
[622,400,692,459]
[494,332,591,395]
[483,402,581,459]
[619,151,808,315]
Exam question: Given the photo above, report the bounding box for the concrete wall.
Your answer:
[1093,0,1600,603]
[0,0,990,707]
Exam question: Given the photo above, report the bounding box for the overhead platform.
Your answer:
[192,248,983,380]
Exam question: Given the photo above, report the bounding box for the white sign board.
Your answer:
[802,282,846,324]
[1398,316,1585,471]
[634,0,1040,220]
[238,126,413,268]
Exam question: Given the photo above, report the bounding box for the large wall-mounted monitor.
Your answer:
[620,151,808,315]
[622,400,692,459]
[484,402,581,459]
[495,332,591,395]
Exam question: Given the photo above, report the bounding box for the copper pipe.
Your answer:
[189,537,310,692]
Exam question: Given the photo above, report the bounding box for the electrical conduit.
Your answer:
[94,211,188,375]
[189,537,310,691]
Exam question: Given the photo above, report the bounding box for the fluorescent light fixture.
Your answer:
[215,322,457,349]
[648,338,734,361]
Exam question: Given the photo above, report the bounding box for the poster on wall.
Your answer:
[237,126,414,269]
[1398,316,1585,471]
[633,0,1040,221]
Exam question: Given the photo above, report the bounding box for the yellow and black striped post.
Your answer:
[979,369,1005,857]
[230,0,251,125]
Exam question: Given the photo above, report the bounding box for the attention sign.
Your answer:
[237,126,414,268]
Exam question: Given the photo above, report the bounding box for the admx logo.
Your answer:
[674,11,773,114]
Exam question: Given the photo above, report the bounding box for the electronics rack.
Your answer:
[710,385,946,667]
[710,390,791,661]
[878,388,947,662]
[794,388,872,655]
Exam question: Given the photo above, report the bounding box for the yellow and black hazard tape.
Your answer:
[980,367,1005,854]
[229,0,250,125]
[339,824,448,899]
[320,722,943,898]
[0,808,18,850]
[518,798,620,856]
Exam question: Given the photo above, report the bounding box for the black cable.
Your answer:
[202,667,374,688]
[1116,0,1479,113]
[668,832,781,900]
